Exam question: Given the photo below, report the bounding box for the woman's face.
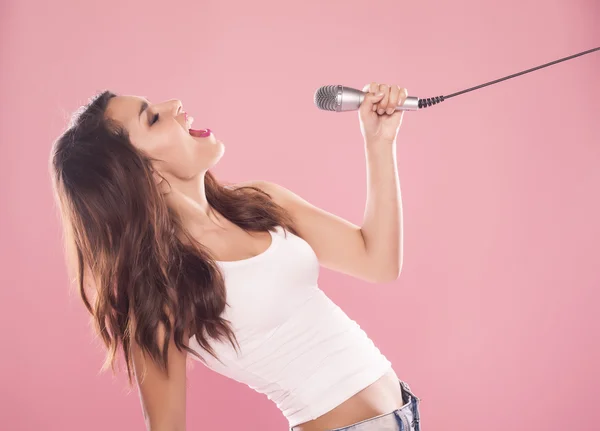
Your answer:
[105,95,224,181]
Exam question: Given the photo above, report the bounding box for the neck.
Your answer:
[164,172,219,231]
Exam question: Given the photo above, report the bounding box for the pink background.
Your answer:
[1,0,599,430]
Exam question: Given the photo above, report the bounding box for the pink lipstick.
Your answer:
[189,128,211,138]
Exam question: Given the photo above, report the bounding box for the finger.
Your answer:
[386,85,400,115]
[398,87,409,106]
[360,90,386,115]
[366,82,380,112]
[377,84,389,115]
[362,82,379,93]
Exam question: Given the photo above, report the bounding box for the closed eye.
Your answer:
[150,113,159,125]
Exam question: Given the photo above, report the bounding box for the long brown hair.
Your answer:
[49,90,297,385]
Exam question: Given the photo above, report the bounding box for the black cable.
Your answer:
[418,46,599,109]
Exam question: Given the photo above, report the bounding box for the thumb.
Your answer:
[360,91,385,113]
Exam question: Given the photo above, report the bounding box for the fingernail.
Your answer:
[376,92,384,97]
[386,108,394,115]
[377,108,385,115]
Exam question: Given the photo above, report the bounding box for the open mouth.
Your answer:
[183,112,211,137]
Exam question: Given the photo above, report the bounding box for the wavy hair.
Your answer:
[49,90,297,385]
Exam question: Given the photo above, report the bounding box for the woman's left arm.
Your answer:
[246,82,408,284]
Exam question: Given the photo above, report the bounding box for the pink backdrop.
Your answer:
[1,0,599,430]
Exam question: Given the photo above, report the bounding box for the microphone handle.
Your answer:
[338,86,420,112]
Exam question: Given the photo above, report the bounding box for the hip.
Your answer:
[292,369,422,431]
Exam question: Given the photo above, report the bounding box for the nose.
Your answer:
[174,100,183,115]
[154,99,183,117]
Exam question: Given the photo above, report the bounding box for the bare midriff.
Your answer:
[292,368,406,431]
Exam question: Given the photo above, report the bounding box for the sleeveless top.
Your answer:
[188,225,393,428]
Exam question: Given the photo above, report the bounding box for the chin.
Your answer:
[207,141,225,168]
[215,139,225,158]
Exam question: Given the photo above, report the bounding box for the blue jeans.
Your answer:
[327,379,422,431]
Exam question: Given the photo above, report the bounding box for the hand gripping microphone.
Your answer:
[314,85,422,112]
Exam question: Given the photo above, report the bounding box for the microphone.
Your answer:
[314,85,434,112]
[313,48,600,113]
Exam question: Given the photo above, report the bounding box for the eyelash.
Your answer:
[150,113,159,125]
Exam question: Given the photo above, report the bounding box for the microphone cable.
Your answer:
[418,46,599,109]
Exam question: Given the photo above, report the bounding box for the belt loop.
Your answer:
[399,379,421,402]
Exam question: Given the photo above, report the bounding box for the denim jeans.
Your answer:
[326,379,422,431]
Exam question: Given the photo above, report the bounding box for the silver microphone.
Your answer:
[314,85,420,112]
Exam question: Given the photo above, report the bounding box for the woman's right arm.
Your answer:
[132,323,189,431]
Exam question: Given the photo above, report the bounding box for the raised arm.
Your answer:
[241,83,408,284]
[242,178,400,284]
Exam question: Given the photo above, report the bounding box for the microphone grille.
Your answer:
[314,85,338,111]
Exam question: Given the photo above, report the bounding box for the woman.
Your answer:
[49,81,421,431]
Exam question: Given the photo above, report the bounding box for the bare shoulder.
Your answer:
[231,181,324,230]
[230,180,293,206]
[230,179,276,192]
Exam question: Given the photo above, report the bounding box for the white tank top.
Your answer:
[188,225,392,428]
